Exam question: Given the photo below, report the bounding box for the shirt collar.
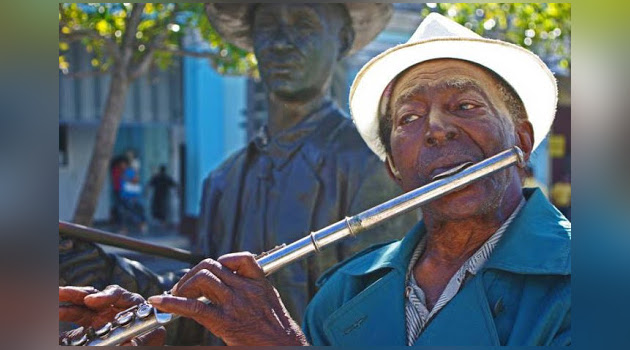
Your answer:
[405,198,526,279]
[340,188,571,277]
[252,100,337,169]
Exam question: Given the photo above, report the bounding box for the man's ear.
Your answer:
[515,119,535,163]
[385,155,403,186]
[337,22,354,59]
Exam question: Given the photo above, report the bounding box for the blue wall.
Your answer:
[183,56,247,216]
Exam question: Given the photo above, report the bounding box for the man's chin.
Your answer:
[425,184,492,219]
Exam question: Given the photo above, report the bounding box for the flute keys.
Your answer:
[136,303,152,319]
[95,322,112,337]
[70,334,88,346]
[116,311,134,326]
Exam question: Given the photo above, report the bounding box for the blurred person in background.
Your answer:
[109,155,129,229]
[148,164,178,228]
[119,155,147,234]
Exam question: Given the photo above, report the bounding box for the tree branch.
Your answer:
[59,29,120,60]
[128,32,167,80]
[121,3,145,66]
[127,5,176,81]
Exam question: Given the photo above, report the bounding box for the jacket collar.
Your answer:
[251,101,338,169]
[340,188,571,278]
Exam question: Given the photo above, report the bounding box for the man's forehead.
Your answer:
[390,60,497,101]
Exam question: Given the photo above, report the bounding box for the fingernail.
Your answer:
[148,296,162,305]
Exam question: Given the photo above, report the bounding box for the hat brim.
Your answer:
[350,37,558,161]
[205,3,392,56]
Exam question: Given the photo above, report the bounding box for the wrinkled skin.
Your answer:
[386,59,533,221]
[384,59,535,308]
[150,253,308,346]
[59,285,166,346]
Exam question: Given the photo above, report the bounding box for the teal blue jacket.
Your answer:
[302,188,571,346]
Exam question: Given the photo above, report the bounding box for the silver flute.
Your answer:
[64,146,524,346]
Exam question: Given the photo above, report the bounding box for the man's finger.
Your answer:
[218,252,265,279]
[174,269,231,303]
[59,326,85,345]
[59,286,99,305]
[173,258,241,293]
[84,285,144,310]
[148,295,220,323]
[128,327,167,346]
[59,305,95,326]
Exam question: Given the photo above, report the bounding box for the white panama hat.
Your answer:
[349,12,558,161]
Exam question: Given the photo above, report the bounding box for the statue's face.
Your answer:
[252,4,348,101]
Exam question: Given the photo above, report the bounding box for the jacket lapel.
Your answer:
[413,275,500,346]
[323,270,407,346]
[320,227,424,346]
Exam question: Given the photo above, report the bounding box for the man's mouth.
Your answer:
[430,161,475,181]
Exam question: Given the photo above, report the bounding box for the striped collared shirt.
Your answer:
[404,199,525,346]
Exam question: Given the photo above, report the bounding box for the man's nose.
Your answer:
[424,111,459,147]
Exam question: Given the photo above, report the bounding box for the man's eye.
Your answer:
[400,114,420,125]
[459,103,477,111]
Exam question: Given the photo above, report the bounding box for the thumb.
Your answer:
[218,252,265,279]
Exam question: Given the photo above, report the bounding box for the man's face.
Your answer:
[252,4,346,101]
[388,59,529,220]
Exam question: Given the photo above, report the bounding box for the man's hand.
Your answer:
[148,252,308,346]
[59,285,166,346]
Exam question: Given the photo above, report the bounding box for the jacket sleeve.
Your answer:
[59,235,184,296]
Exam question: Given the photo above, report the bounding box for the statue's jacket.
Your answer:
[196,102,418,325]
[303,188,571,346]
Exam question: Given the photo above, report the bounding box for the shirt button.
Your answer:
[405,286,412,298]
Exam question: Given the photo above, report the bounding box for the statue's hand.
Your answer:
[148,253,309,346]
[59,237,110,287]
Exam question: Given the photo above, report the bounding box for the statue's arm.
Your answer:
[59,235,184,297]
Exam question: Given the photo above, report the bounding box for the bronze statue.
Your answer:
[59,3,418,345]
[198,3,417,332]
